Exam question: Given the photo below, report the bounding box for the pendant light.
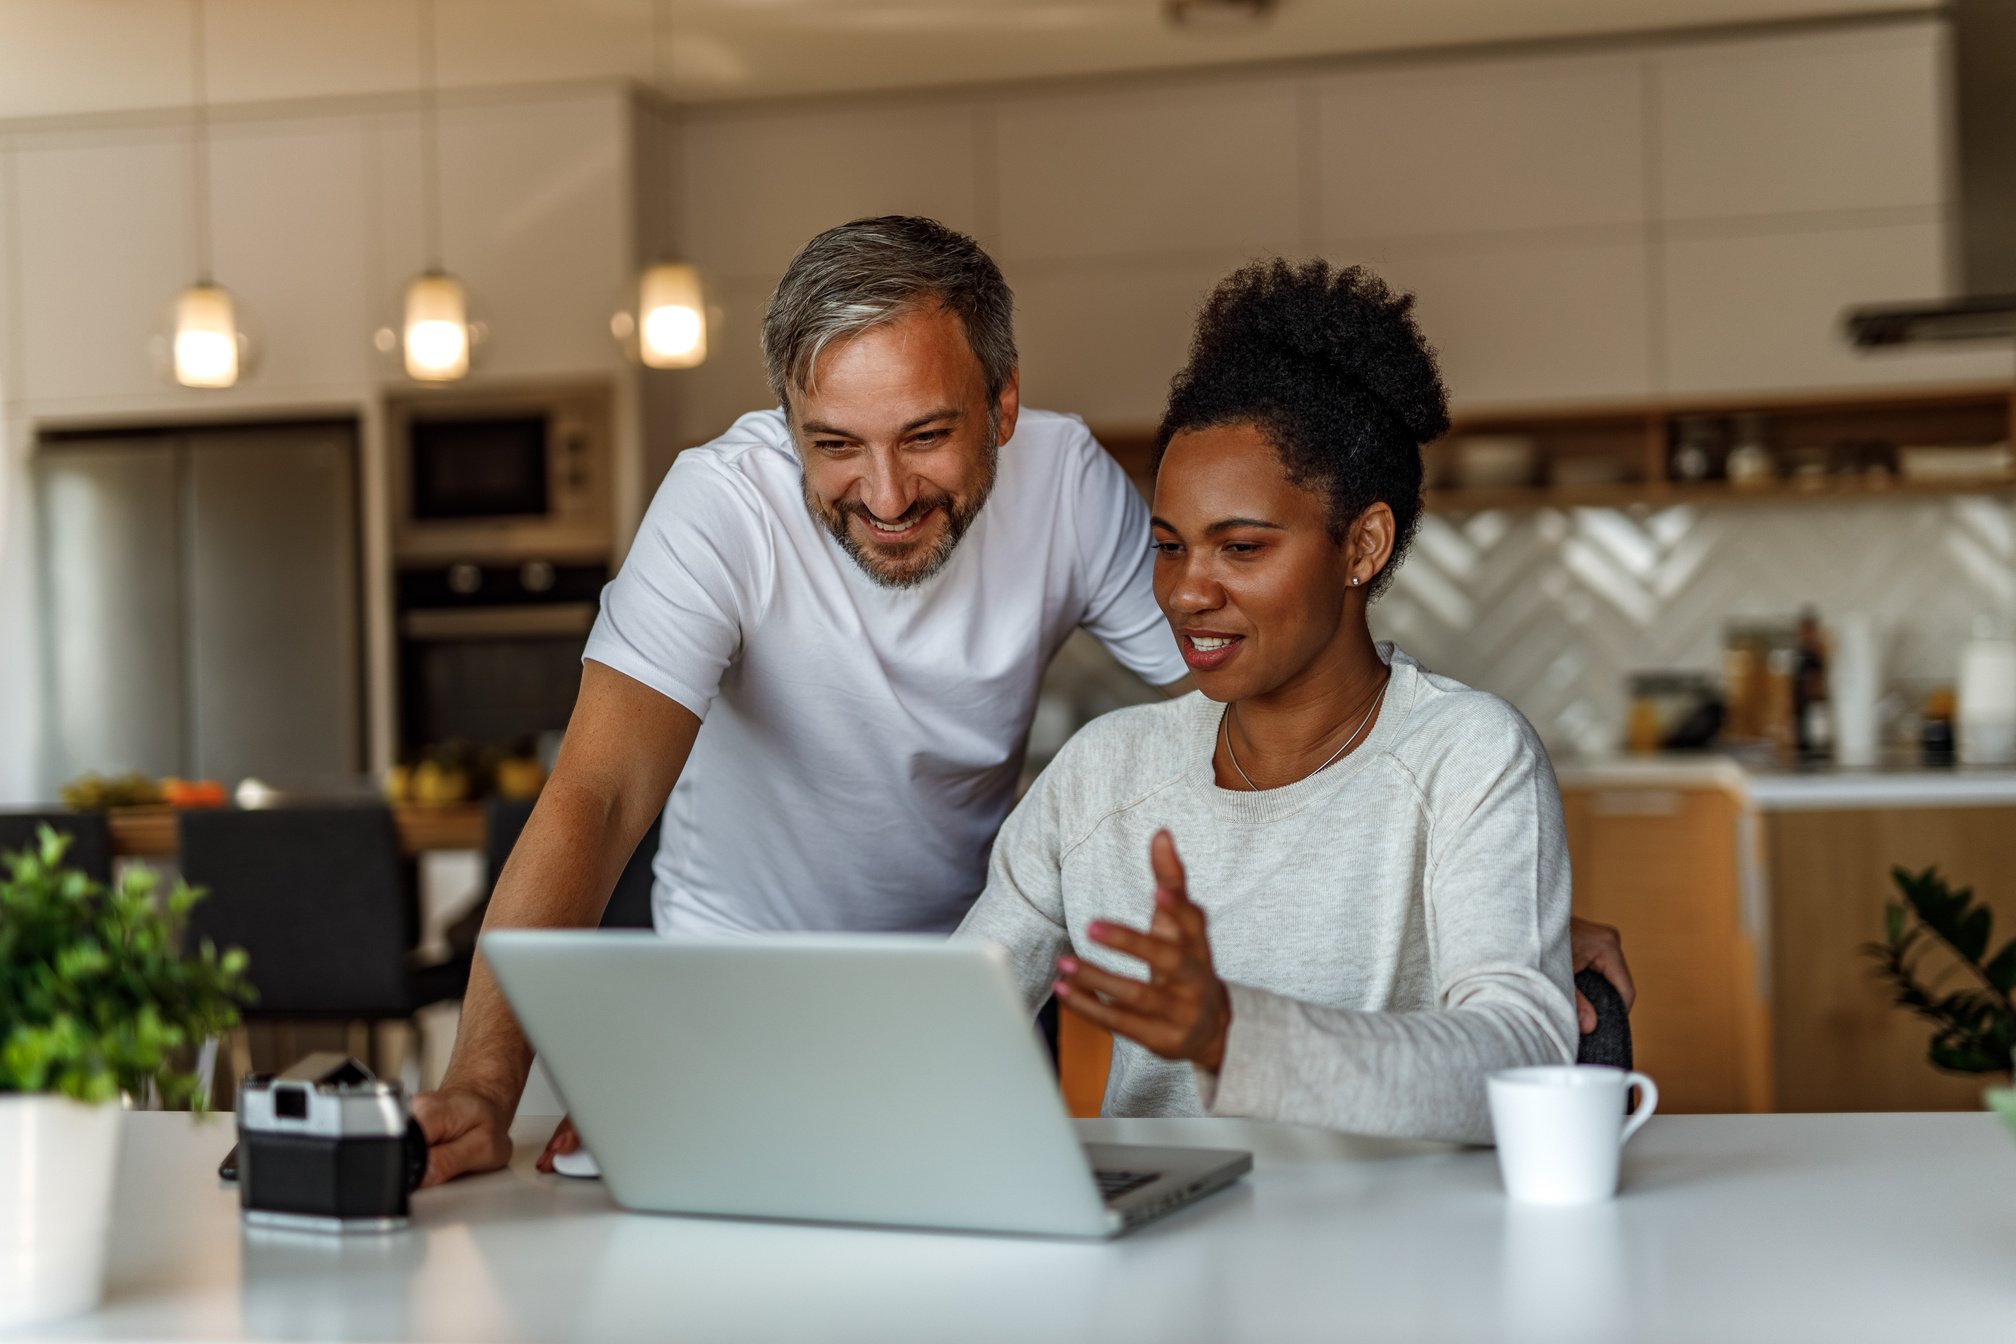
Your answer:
[625,0,708,369]
[401,0,475,382]
[169,0,250,389]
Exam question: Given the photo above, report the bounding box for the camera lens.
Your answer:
[274,1085,309,1120]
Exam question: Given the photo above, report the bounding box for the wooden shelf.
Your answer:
[1093,381,2016,514]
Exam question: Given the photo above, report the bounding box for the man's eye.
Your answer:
[814,440,852,454]
[910,430,949,446]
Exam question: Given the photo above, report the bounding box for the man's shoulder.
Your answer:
[670,408,796,482]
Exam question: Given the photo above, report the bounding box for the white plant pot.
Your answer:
[0,1095,123,1329]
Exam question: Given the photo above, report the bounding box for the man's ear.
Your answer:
[993,367,1021,445]
[1348,502,1397,589]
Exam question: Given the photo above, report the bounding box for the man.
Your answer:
[413,217,1632,1184]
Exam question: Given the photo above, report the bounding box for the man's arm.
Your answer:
[412,660,700,1186]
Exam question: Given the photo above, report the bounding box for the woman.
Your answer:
[957,260,1576,1144]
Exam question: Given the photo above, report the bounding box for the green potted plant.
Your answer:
[1864,865,2016,1139]
[0,827,251,1329]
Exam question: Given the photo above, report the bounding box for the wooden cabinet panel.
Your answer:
[1563,785,1758,1113]
[1765,807,2016,1112]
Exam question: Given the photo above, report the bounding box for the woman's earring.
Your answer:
[1350,577,1362,586]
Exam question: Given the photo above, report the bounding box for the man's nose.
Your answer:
[860,453,917,521]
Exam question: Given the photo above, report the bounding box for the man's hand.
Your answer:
[1054,830,1231,1072]
[1570,915,1636,1034]
[411,1084,514,1189]
[535,1115,581,1173]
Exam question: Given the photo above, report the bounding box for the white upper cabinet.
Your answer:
[1316,53,1647,241]
[208,118,376,389]
[1660,220,2012,394]
[1353,235,1654,409]
[12,130,194,403]
[993,80,1302,264]
[1654,23,1946,221]
[1014,253,1250,427]
[679,105,986,282]
[390,93,630,380]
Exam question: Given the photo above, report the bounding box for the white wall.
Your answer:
[0,85,636,801]
[657,14,2009,449]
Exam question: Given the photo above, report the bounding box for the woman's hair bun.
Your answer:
[1185,258,1449,446]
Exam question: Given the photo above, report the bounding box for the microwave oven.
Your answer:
[388,386,613,563]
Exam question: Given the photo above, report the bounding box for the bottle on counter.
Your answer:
[1922,688,1957,767]
[1792,607,1831,760]
[1829,612,1881,768]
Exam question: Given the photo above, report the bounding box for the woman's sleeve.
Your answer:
[1204,729,1578,1144]
[952,763,1076,1015]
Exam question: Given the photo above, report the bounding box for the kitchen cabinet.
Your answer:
[1653,24,1943,222]
[680,103,986,282]
[1764,804,2016,1112]
[1561,782,1767,1114]
[994,80,1301,265]
[1314,52,1645,239]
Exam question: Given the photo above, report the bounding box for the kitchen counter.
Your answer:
[1554,753,2016,810]
[104,803,486,857]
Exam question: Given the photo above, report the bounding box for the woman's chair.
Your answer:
[1574,968,1633,1070]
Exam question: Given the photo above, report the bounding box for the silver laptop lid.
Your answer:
[483,931,1115,1237]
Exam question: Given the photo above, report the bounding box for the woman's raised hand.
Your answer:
[1053,830,1233,1073]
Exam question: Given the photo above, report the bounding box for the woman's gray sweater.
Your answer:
[955,646,1577,1145]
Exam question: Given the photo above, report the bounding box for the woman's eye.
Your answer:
[1223,542,1260,555]
[1150,541,1182,556]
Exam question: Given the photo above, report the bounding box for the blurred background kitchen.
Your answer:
[2,0,2014,1118]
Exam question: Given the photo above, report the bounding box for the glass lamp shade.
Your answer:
[637,262,707,369]
[403,271,472,382]
[172,283,241,389]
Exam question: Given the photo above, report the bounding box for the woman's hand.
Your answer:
[1054,830,1232,1072]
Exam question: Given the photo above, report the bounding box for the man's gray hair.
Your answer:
[762,216,1017,412]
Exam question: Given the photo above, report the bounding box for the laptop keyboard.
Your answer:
[1094,1169,1160,1202]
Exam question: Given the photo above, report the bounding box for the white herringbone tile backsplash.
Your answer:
[1374,497,2016,754]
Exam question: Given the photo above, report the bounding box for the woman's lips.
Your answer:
[1179,630,1244,671]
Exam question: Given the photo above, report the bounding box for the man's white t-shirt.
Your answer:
[582,407,1185,935]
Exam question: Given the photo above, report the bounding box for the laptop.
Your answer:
[482,930,1252,1238]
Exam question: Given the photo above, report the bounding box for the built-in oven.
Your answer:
[388,386,613,564]
[395,560,607,754]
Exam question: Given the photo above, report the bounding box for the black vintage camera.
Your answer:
[235,1054,428,1232]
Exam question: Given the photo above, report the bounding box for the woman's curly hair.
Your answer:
[1154,260,1449,598]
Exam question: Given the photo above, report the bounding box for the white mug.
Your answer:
[1487,1065,1658,1204]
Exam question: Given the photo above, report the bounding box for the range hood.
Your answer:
[1844,0,2016,347]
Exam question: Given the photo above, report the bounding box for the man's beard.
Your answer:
[804,420,1000,590]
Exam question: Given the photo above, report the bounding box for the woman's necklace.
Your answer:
[1221,672,1389,792]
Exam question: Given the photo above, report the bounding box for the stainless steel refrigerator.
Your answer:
[34,421,363,795]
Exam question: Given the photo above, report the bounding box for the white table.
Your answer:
[22,1112,2015,1343]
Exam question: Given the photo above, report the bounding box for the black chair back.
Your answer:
[482,797,661,931]
[179,807,416,1019]
[1574,968,1633,1070]
[0,811,114,884]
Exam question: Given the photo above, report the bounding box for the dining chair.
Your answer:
[178,805,461,1098]
[0,810,114,884]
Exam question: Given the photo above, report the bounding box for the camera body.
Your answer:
[235,1054,428,1232]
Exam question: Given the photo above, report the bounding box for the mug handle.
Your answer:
[1619,1072,1659,1147]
